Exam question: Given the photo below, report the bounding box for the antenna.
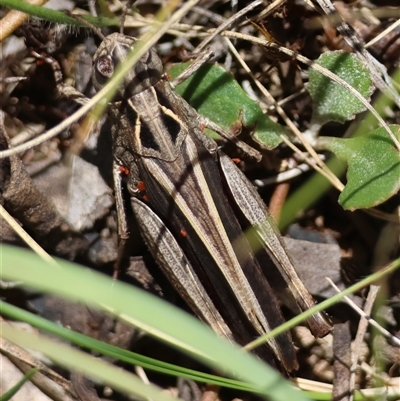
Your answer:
[119,0,137,34]
[65,11,106,41]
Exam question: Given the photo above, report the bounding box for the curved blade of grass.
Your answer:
[1,324,181,401]
[0,0,119,27]
[0,301,255,392]
[1,244,310,401]
[244,257,400,352]
[0,1,196,160]
[0,368,38,401]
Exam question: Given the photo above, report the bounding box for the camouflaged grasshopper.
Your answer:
[92,33,331,372]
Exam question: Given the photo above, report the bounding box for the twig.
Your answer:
[326,279,399,347]
[225,38,345,191]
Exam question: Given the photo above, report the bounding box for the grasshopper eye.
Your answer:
[94,54,114,85]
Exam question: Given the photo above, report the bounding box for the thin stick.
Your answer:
[0,0,201,160]
[226,38,345,191]
[223,31,400,153]
[194,0,264,51]
[0,204,57,266]
[326,278,400,346]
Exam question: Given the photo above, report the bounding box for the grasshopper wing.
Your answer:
[219,153,332,338]
[131,198,235,340]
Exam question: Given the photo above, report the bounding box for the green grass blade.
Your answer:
[1,244,310,401]
[1,325,180,401]
[244,257,400,352]
[0,368,38,401]
[1,0,118,27]
[0,301,255,392]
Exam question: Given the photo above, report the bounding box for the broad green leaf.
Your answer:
[169,63,286,149]
[1,244,310,401]
[318,125,400,210]
[308,51,374,125]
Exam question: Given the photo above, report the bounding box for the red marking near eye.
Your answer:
[200,124,205,131]
[232,158,241,164]
[36,59,45,66]
[119,165,130,175]
[137,181,146,192]
[180,228,187,237]
[165,74,172,81]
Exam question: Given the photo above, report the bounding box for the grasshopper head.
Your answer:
[92,33,163,99]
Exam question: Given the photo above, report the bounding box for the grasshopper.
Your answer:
[91,32,331,372]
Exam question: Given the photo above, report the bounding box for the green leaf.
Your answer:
[168,63,286,149]
[308,51,374,125]
[0,368,38,401]
[318,125,400,210]
[1,244,310,401]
